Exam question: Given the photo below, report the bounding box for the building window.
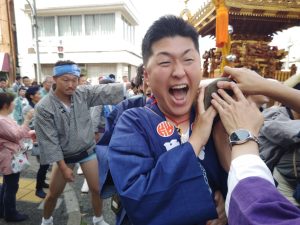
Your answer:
[37,16,55,37]
[85,13,115,36]
[58,15,82,36]
[122,16,135,44]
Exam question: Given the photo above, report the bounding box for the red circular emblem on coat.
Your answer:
[156,121,174,137]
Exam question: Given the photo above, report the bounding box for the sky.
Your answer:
[132,0,300,68]
[132,0,215,56]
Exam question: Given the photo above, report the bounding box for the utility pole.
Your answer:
[26,0,41,83]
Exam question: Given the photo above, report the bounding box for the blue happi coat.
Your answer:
[108,103,227,225]
[96,96,148,200]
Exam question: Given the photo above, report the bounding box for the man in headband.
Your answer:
[35,60,126,225]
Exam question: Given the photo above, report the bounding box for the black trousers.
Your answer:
[0,172,20,217]
[36,163,50,190]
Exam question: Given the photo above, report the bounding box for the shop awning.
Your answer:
[0,53,10,72]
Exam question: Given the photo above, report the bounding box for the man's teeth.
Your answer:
[172,84,187,89]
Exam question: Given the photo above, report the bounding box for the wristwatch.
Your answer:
[229,129,260,146]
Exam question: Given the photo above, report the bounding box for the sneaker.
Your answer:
[36,189,47,198]
[93,216,109,225]
[77,166,83,175]
[94,220,109,225]
[5,212,29,222]
[41,216,53,225]
[81,179,89,193]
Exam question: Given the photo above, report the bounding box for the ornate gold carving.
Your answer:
[226,0,300,12]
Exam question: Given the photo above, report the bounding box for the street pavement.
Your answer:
[0,153,116,225]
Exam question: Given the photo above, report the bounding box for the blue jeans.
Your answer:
[0,172,20,217]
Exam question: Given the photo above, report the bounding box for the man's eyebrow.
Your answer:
[181,49,193,56]
[156,49,193,57]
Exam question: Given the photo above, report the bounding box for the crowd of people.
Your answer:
[0,15,300,225]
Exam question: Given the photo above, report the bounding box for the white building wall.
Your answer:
[14,0,142,82]
[14,1,37,79]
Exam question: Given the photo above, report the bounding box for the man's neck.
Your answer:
[54,90,71,106]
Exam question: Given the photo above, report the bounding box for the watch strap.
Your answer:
[229,129,260,146]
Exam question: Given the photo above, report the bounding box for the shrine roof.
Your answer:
[185,0,300,37]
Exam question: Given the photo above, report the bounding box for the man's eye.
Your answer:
[184,58,194,62]
[159,61,170,66]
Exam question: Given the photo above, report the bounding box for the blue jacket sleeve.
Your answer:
[108,110,217,225]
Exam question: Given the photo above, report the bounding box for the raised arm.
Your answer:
[219,66,300,113]
[211,74,300,225]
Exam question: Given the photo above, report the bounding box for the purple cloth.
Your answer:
[229,176,300,225]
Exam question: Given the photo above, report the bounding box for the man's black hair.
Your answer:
[294,83,300,91]
[0,77,7,82]
[142,15,199,65]
[25,85,40,103]
[54,60,76,67]
[22,76,29,80]
[16,75,22,80]
[134,64,144,87]
[108,74,116,80]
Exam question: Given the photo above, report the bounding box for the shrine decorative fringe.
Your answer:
[216,5,228,48]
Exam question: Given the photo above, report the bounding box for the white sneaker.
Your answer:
[41,216,53,225]
[94,220,109,225]
[93,216,109,225]
[77,166,83,175]
[81,179,89,193]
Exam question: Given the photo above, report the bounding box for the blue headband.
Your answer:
[53,64,81,77]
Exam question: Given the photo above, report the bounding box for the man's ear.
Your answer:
[143,69,149,86]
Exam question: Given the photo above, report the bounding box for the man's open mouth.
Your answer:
[169,84,189,101]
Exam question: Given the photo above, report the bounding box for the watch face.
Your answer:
[230,129,250,142]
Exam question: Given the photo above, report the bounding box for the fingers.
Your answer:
[206,220,212,225]
[214,190,221,202]
[198,86,205,104]
[216,82,246,105]
[230,82,246,101]
[211,93,229,109]
[213,191,227,225]
[217,89,234,105]
[197,86,207,114]
[206,105,218,119]
[217,81,234,90]
[223,66,236,76]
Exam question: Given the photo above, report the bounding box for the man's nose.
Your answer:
[172,61,185,78]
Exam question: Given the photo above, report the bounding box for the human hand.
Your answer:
[211,82,264,136]
[189,87,217,155]
[218,66,266,95]
[24,109,35,123]
[28,130,36,142]
[206,190,227,225]
[61,166,75,182]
